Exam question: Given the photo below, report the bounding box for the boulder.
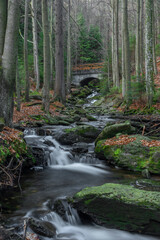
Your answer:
[72,183,160,235]
[56,125,101,145]
[95,121,135,143]
[95,134,160,174]
[28,218,56,238]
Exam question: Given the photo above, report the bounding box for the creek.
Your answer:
[1,95,159,239]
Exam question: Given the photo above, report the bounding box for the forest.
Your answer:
[0,0,160,240]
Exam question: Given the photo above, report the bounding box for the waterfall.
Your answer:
[43,136,72,166]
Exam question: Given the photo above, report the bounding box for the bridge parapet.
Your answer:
[72,62,104,86]
[72,62,104,72]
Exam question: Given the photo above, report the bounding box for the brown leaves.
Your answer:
[104,135,136,146]
[141,139,160,147]
[0,127,23,142]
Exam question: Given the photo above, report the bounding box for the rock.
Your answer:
[72,142,89,153]
[56,125,100,145]
[72,183,160,235]
[28,218,56,238]
[95,121,135,143]
[134,179,160,191]
[0,118,4,132]
[142,169,150,179]
[95,134,160,174]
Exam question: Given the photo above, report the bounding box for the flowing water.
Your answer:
[1,118,159,240]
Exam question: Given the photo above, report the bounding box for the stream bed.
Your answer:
[1,116,160,240]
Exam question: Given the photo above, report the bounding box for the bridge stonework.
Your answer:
[72,63,104,86]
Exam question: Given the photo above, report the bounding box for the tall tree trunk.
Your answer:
[145,0,154,107]
[135,0,141,82]
[16,56,21,112]
[42,0,50,113]
[140,0,144,73]
[122,28,126,98]
[122,0,131,106]
[0,0,7,57]
[31,0,40,91]
[49,0,54,89]
[67,0,71,94]
[54,0,65,103]
[0,0,20,126]
[152,1,157,75]
[112,0,119,87]
[24,0,30,102]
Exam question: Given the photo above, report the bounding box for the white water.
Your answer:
[41,209,158,240]
[22,130,159,240]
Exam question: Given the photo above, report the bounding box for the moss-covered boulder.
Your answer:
[56,125,101,145]
[72,183,160,235]
[95,121,135,143]
[95,135,160,174]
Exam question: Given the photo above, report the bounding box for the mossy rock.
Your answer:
[95,135,160,174]
[72,183,160,235]
[56,125,100,145]
[95,121,135,144]
[86,115,97,121]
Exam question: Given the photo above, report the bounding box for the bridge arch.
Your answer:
[80,77,99,87]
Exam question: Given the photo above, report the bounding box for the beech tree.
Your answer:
[145,0,154,107]
[122,0,131,105]
[31,0,40,91]
[54,0,66,103]
[42,0,51,112]
[112,0,119,87]
[135,0,141,82]
[24,0,30,102]
[0,0,20,126]
[67,0,71,94]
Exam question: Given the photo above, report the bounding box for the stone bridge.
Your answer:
[72,63,104,86]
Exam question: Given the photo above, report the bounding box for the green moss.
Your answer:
[75,183,160,210]
[95,135,160,174]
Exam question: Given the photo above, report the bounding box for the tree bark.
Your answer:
[0,0,20,126]
[145,0,154,107]
[16,56,21,112]
[122,0,131,106]
[54,0,65,103]
[42,0,51,113]
[112,0,119,88]
[31,0,40,91]
[152,1,157,75]
[135,0,141,82]
[24,0,30,102]
[0,0,7,57]
[140,0,144,73]
[67,0,71,94]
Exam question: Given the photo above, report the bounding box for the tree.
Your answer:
[0,0,20,126]
[67,0,71,94]
[42,0,51,112]
[54,0,65,103]
[31,0,40,91]
[145,0,154,107]
[135,0,141,82]
[112,0,119,87]
[24,0,30,102]
[122,0,131,106]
